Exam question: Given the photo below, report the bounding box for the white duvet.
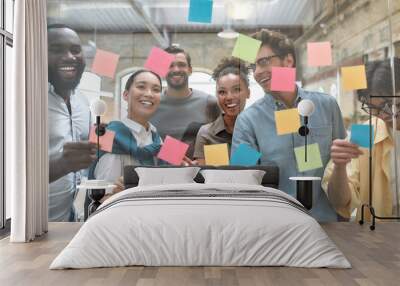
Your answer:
[50,183,351,269]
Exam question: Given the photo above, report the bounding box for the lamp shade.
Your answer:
[90,99,107,116]
[297,99,315,117]
[217,28,239,39]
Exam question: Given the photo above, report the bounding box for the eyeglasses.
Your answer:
[361,100,400,117]
[249,55,281,72]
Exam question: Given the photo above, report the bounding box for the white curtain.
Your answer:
[8,0,48,242]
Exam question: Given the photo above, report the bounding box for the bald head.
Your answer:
[48,26,86,93]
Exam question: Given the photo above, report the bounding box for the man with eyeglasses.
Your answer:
[322,58,400,220]
[150,46,220,160]
[231,29,347,222]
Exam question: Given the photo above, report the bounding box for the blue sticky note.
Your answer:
[350,124,374,148]
[231,144,262,166]
[188,0,213,23]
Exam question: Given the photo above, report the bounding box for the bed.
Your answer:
[50,165,350,269]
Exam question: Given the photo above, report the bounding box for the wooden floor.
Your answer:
[1,222,400,286]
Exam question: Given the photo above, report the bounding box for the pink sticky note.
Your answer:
[157,135,189,165]
[89,126,115,153]
[307,42,332,67]
[270,67,296,92]
[144,47,175,78]
[91,49,120,79]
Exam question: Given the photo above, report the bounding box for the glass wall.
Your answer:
[46,0,400,222]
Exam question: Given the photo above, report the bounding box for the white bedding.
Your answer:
[50,183,351,269]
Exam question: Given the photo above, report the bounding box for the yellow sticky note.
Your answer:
[275,108,301,135]
[341,65,367,92]
[204,144,230,166]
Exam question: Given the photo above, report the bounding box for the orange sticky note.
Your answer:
[89,126,116,152]
[270,67,296,92]
[157,135,189,165]
[275,108,301,135]
[204,144,229,166]
[307,42,332,67]
[341,65,367,92]
[91,49,120,79]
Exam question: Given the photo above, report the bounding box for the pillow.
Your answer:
[200,169,266,185]
[135,167,201,186]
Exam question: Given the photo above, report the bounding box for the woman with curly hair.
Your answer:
[193,57,250,165]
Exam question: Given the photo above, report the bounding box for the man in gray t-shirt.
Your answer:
[151,46,220,158]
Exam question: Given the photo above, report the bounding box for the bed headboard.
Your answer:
[123,165,279,189]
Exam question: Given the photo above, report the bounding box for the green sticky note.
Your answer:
[294,143,323,172]
[232,34,262,63]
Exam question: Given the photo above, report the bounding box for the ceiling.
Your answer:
[47,0,324,35]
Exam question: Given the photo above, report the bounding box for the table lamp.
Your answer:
[87,99,107,217]
[298,99,315,162]
[90,99,107,159]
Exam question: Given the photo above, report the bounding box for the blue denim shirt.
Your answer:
[232,88,346,222]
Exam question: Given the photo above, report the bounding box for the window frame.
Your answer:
[0,0,13,232]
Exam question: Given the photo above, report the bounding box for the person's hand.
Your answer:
[112,176,125,194]
[62,141,97,172]
[181,156,199,166]
[330,139,363,167]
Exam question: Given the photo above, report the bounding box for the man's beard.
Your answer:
[48,63,85,92]
[166,72,188,89]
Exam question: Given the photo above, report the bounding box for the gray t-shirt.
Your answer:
[150,89,220,158]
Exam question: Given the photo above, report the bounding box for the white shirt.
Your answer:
[94,118,157,193]
[48,85,91,221]
[390,129,400,210]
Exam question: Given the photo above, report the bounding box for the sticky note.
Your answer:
[232,34,262,63]
[157,135,189,165]
[307,41,332,67]
[294,143,323,172]
[274,108,301,135]
[91,49,120,79]
[204,144,229,166]
[89,126,115,153]
[78,72,101,93]
[144,47,176,78]
[188,0,213,23]
[77,72,102,105]
[341,65,367,91]
[270,67,296,92]
[231,144,261,166]
[350,124,373,148]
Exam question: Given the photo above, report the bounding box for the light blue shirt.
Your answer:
[48,85,91,222]
[232,88,346,222]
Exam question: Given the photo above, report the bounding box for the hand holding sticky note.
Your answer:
[89,126,115,153]
[350,124,373,148]
[204,144,229,166]
[230,144,261,166]
[232,34,262,63]
[275,108,301,135]
[270,67,296,92]
[157,135,189,165]
[91,49,120,79]
[144,47,175,78]
[341,65,367,91]
[188,0,213,23]
[307,42,332,67]
[294,143,323,172]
